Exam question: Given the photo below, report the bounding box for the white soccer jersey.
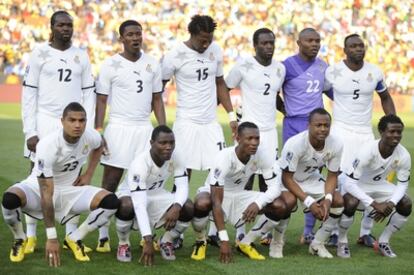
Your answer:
[225,56,286,131]
[162,42,224,123]
[97,53,162,124]
[279,131,343,183]
[124,151,187,194]
[34,128,101,187]
[22,43,95,139]
[324,61,387,129]
[345,140,411,186]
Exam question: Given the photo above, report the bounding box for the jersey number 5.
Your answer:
[353,89,360,100]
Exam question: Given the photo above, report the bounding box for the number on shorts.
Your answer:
[217,142,226,150]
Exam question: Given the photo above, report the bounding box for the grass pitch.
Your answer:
[0,103,413,274]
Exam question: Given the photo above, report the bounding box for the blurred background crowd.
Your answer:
[0,0,413,94]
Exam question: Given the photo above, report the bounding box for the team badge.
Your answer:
[214,168,221,179]
[391,160,399,169]
[24,66,30,77]
[209,52,215,61]
[352,158,360,169]
[367,73,373,82]
[133,174,140,184]
[286,152,294,163]
[251,160,258,172]
[82,144,89,155]
[38,159,44,171]
[319,63,324,72]
[168,161,174,173]
[323,152,331,162]
[146,64,152,73]
[74,55,80,64]
[276,68,281,78]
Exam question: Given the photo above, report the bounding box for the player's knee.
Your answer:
[2,192,22,210]
[98,193,120,210]
[332,191,344,208]
[396,196,412,217]
[193,195,211,217]
[179,200,194,222]
[343,193,359,216]
[115,197,134,220]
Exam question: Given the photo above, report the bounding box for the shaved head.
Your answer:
[298,28,318,40]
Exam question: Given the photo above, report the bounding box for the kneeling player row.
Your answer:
[2,104,410,267]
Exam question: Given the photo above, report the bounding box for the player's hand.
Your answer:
[100,135,110,156]
[27,135,40,152]
[320,199,332,221]
[370,201,388,222]
[383,201,395,217]
[242,203,260,223]
[229,120,238,141]
[45,239,60,267]
[140,237,154,266]
[163,203,181,230]
[309,202,324,221]
[219,241,232,264]
[73,173,92,186]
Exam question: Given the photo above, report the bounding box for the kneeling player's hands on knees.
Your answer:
[310,203,324,221]
[27,135,39,152]
[320,199,332,221]
[164,204,181,230]
[219,241,232,264]
[242,203,260,223]
[73,173,92,186]
[140,237,154,266]
[45,239,60,267]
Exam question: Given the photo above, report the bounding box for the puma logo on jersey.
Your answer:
[197,59,205,64]
[133,71,141,76]
[264,73,270,78]
[60,59,67,64]
[306,72,313,77]
[352,79,360,84]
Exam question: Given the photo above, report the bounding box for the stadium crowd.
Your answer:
[0,0,413,93]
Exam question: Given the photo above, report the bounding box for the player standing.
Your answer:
[94,20,165,252]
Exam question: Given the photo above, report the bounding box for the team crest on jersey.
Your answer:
[209,52,215,61]
[319,63,324,72]
[286,152,293,163]
[74,55,80,64]
[133,174,140,183]
[323,152,331,162]
[24,66,30,77]
[367,73,373,82]
[168,161,174,173]
[276,68,281,78]
[352,158,360,169]
[391,160,399,169]
[250,161,258,172]
[38,159,44,171]
[82,145,89,155]
[214,168,221,179]
[146,64,152,73]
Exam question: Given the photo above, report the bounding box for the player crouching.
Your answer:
[337,114,412,258]
[1,102,120,266]
[190,122,294,262]
[114,125,194,265]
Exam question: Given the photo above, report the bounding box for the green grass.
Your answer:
[0,103,413,274]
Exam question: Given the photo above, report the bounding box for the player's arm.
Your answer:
[276,92,286,115]
[378,90,396,115]
[217,76,237,138]
[74,136,104,186]
[95,94,108,131]
[164,171,188,230]
[152,92,166,125]
[38,176,60,267]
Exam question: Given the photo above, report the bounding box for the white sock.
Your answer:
[65,216,79,235]
[69,208,117,241]
[208,220,217,236]
[359,210,374,237]
[116,218,132,245]
[2,206,26,240]
[192,216,208,241]
[241,215,279,245]
[378,212,408,243]
[99,220,111,240]
[273,218,290,242]
[313,216,339,245]
[338,214,354,243]
[25,215,37,237]
[161,221,189,243]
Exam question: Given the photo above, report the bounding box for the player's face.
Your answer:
[152,132,175,161]
[344,37,365,62]
[237,128,260,156]
[308,114,331,142]
[190,31,213,53]
[52,14,73,43]
[120,25,143,54]
[297,32,320,59]
[255,33,275,61]
[62,111,87,139]
[381,123,403,147]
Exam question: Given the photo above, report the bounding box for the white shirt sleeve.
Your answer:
[279,138,300,172]
[209,151,231,187]
[96,59,112,96]
[215,45,224,77]
[161,52,175,81]
[255,157,282,210]
[225,62,242,89]
[172,154,189,206]
[390,150,411,205]
[343,174,374,207]
[323,66,333,91]
[374,67,387,93]
[21,49,40,139]
[80,51,96,128]
[326,139,343,172]
[35,138,57,178]
[152,62,163,93]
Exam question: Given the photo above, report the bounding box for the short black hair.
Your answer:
[298,28,318,40]
[344,33,361,48]
[378,114,404,133]
[253,28,274,46]
[62,102,86,118]
[151,125,173,141]
[237,121,258,136]
[308,108,331,123]
[119,20,142,36]
[188,15,217,35]
[51,10,72,27]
